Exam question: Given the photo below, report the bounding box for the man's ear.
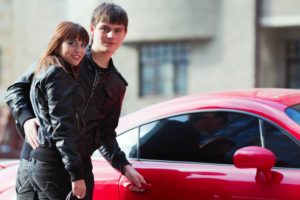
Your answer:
[90,24,94,33]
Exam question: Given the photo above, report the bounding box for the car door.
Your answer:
[117,111,300,200]
[119,162,299,200]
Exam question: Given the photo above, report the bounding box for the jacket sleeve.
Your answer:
[46,69,83,181]
[5,63,36,137]
[97,85,130,174]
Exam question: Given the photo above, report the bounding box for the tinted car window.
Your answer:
[139,118,200,162]
[139,111,261,164]
[117,128,138,159]
[285,104,300,125]
[264,122,300,168]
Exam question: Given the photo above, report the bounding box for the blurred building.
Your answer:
[0,106,22,158]
[258,0,300,89]
[0,0,300,115]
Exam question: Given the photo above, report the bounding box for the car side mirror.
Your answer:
[233,146,276,183]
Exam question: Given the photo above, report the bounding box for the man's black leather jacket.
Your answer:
[5,47,130,173]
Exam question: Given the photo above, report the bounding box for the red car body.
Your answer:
[1,88,300,199]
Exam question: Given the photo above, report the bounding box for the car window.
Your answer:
[139,111,261,164]
[264,122,300,168]
[139,117,200,162]
[285,104,300,125]
[117,128,138,159]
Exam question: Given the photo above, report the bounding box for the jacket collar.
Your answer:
[83,45,128,86]
[85,45,117,73]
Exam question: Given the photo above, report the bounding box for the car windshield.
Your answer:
[285,104,300,125]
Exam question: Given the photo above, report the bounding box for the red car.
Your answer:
[1,88,300,199]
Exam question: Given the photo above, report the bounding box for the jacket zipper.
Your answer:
[83,71,101,115]
[75,112,80,134]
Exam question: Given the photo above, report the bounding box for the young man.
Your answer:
[5,3,146,200]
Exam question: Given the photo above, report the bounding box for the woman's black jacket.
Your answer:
[29,65,85,181]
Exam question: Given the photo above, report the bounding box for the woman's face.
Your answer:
[59,38,87,66]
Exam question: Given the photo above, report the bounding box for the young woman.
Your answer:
[28,21,89,200]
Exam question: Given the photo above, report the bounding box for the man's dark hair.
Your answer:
[90,2,128,32]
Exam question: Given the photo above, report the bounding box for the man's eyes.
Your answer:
[114,28,123,33]
[100,26,123,33]
[100,26,110,32]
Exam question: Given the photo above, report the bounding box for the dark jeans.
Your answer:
[29,157,94,200]
[16,159,38,200]
[29,158,70,200]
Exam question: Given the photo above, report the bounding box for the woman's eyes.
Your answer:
[66,41,87,49]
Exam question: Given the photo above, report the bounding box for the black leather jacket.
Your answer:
[5,47,130,173]
[30,65,85,181]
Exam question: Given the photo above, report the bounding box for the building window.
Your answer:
[140,43,188,97]
[286,41,300,88]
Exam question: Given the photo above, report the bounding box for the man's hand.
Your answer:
[72,179,86,199]
[23,118,39,149]
[123,164,146,188]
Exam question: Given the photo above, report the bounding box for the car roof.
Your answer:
[117,88,300,134]
[202,88,300,106]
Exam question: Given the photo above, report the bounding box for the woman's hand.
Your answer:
[72,179,86,199]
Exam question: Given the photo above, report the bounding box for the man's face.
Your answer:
[90,21,127,54]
